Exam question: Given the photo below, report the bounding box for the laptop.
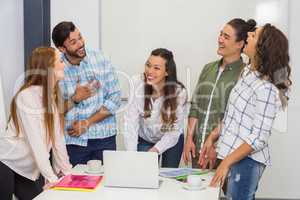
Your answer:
[103,150,159,189]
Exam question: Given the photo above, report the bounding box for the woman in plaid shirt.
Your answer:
[200,24,292,200]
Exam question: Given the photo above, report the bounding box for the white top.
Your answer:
[0,86,72,183]
[124,76,188,154]
[217,66,281,166]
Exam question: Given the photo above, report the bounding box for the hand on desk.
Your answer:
[148,147,159,153]
[209,159,230,187]
[43,181,58,190]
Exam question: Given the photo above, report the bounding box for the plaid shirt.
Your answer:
[216,65,281,166]
[59,49,121,146]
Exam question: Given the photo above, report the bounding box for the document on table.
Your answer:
[159,168,196,178]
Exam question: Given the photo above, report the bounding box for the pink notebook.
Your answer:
[53,175,103,192]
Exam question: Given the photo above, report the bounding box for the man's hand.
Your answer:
[72,82,96,103]
[198,144,217,170]
[198,136,216,170]
[68,120,89,137]
[183,136,196,165]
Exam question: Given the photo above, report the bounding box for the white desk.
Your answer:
[34,165,220,200]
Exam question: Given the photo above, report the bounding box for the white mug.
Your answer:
[187,175,203,188]
[87,160,102,172]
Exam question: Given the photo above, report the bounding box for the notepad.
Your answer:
[53,175,103,192]
[159,168,209,180]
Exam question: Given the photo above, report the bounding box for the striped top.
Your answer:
[59,49,121,146]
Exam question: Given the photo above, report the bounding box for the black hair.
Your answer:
[227,18,257,51]
[52,21,76,48]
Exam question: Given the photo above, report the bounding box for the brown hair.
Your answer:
[254,24,292,104]
[8,47,59,145]
[144,48,186,131]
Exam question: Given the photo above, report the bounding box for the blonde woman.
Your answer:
[0,47,72,200]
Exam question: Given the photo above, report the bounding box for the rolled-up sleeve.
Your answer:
[102,58,121,114]
[244,86,279,152]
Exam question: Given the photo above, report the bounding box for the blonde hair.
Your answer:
[8,47,59,145]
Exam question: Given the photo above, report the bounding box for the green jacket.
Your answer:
[189,58,245,149]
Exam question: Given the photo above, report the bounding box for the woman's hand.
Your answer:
[148,147,159,153]
[43,181,58,190]
[209,159,231,187]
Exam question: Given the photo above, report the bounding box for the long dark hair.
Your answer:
[254,24,292,105]
[227,18,257,51]
[8,47,59,145]
[144,48,185,128]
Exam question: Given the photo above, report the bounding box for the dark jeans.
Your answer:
[0,161,43,200]
[137,134,184,168]
[67,135,116,166]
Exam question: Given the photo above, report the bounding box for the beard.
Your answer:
[65,46,86,59]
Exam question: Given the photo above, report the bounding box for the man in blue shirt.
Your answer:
[52,21,121,166]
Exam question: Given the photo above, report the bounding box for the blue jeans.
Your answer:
[67,135,116,166]
[226,157,266,200]
[137,134,184,168]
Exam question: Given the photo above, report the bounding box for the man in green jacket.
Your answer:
[183,18,256,168]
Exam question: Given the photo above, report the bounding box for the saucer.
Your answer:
[182,183,206,191]
[85,168,104,174]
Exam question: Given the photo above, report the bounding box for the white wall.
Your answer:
[0,0,24,117]
[256,0,300,198]
[101,0,289,100]
[256,1,300,198]
[50,0,101,50]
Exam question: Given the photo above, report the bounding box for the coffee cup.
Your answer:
[87,160,102,172]
[187,175,203,188]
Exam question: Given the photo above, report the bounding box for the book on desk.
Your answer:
[53,175,103,192]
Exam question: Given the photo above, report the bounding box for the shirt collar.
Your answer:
[218,57,243,71]
[61,52,88,67]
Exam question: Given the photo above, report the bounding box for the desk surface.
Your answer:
[34,165,220,200]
